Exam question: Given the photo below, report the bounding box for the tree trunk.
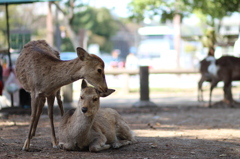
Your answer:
[46,2,53,46]
[63,19,79,49]
[173,13,181,68]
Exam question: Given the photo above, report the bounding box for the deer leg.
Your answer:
[112,140,132,149]
[209,80,218,107]
[113,123,137,148]
[31,97,46,138]
[56,89,64,116]
[88,131,111,152]
[198,77,205,102]
[223,81,233,106]
[89,136,110,152]
[22,94,45,151]
[47,95,58,148]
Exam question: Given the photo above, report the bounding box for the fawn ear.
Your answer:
[81,80,88,90]
[99,89,115,97]
[76,47,89,61]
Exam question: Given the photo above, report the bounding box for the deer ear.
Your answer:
[76,47,89,61]
[81,80,88,90]
[99,89,115,97]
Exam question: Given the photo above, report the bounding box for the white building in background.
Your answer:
[137,26,178,69]
[233,34,240,55]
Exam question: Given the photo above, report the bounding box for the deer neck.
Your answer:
[71,109,95,140]
[52,58,85,88]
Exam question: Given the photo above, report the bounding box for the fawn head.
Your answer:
[76,47,108,93]
[79,80,115,117]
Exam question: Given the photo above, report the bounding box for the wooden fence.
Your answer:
[62,68,199,103]
[104,68,199,94]
[105,68,199,75]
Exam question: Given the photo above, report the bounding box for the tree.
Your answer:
[0,4,47,49]
[183,0,240,49]
[128,0,240,54]
[128,0,240,105]
[128,0,188,22]
[128,0,189,68]
[53,1,119,52]
[72,7,119,52]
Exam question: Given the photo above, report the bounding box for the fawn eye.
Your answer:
[81,96,83,100]
[97,69,102,74]
[93,98,98,102]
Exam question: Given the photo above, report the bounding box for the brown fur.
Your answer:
[209,55,240,107]
[198,58,212,101]
[58,80,136,152]
[15,40,108,150]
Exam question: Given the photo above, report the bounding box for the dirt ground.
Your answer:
[1,103,240,159]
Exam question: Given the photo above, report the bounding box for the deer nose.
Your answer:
[81,107,88,113]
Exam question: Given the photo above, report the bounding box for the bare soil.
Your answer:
[1,105,240,159]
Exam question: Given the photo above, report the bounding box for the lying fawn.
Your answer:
[58,80,137,152]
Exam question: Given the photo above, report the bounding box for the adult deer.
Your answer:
[197,47,215,101]
[198,56,214,101]
[15,40,108,151]
[208,55,240,107]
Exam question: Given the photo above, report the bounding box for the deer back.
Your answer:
[16,40,109,95]
[216,56,240,80]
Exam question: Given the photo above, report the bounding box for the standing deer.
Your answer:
[198,56,214,101]
[49,48,64,116]
[15,40,108,151]
[198,47,215,101]
[208,55,240,107]
[58,80,136,152]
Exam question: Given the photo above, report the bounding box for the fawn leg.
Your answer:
[89,134,110,152]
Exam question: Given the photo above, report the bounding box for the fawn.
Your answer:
[58,80,137,152]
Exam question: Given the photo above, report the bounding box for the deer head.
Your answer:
[76,47,108,93]
[79,80,115,117]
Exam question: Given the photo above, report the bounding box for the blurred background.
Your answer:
[0,0,239,108]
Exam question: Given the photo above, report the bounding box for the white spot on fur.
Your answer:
[208,62,219,77]
[206,56,215,62]
[196,62,201,71]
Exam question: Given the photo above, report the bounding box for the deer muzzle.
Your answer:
[81,107,88,113]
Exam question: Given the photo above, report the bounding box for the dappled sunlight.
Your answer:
[0,120,29,126]
[134,128,240,142]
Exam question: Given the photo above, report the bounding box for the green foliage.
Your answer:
[72,6,119,52]
[128,0,240,23]
[128,0,189,22]
[61,37,75,52]
[201,28,216,48]
[128,0,240,50]
[184,43,197,53]
[0,4,48,49]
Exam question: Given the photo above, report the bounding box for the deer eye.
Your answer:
[81,96,83,100]
[93,98,98,102]
[97,69,102,74]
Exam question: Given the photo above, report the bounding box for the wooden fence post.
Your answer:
[133,66,156,107]
[62,84,73,103]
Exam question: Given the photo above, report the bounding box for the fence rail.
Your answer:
[105,68,199,75]
[104,68,200,94]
